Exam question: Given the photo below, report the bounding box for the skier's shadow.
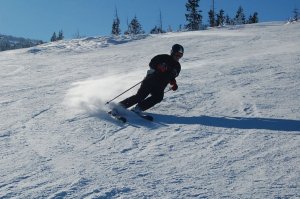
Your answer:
[151,114,300,132]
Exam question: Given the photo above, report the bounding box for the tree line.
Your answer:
[0,34,43,52]
[49,0,300,41]
[50,0,261,41]
[110,0,260,37]
[208,6,258,27]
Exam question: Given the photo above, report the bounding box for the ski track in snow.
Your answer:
[0,22,300,198]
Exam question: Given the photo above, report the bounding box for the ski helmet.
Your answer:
[171,44,184,55]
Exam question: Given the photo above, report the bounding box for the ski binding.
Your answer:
[108,111,127,123]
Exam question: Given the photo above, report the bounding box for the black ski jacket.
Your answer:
[147,54,181,89]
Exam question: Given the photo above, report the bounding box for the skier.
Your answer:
[117,44,184,114]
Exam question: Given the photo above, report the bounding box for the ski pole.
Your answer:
[105,80,143,105]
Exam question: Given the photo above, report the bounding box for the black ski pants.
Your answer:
[119,76,165,111]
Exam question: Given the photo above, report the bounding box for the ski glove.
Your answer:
[156,63,168,73]
[170,79,178,91]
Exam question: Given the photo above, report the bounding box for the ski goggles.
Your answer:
[174,52,183,59]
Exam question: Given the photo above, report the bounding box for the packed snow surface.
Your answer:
[0,22,299,198]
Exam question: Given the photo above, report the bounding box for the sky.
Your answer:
[0,0,298,41]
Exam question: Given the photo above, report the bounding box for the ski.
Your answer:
[108,107,154,124]
[132,111,154,121]
[139,114,153,121]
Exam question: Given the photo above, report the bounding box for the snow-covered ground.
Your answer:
[0,22,299,198]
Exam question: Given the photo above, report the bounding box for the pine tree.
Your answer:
[208,9,215,27]
[225,15,231,25]
[150,26,161,34]
[150,11,165,34]
[127,15,144,35]
[216,9,225,26]
[73,29,82,39]
[185,0,203,31]
[178,24,183,32]
[248,12,259,24]
[111,7,121,36]
[208,0,216,27]
[57,30,64,40]
[50,32,57,42]
[158,10,164,32]
[293,8,299,21]
[235,6,246,25]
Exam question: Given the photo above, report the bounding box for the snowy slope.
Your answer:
[0,22,299,198]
